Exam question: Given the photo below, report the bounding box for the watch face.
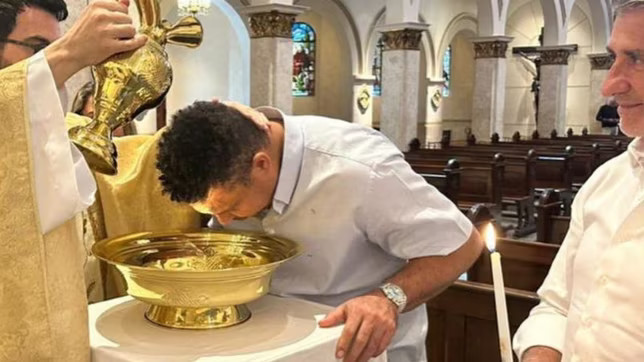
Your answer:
[381,283,406,311]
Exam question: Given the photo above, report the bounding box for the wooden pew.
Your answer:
[468,238,559,292]
[427,281,538,362]
[424,203,561,362]
[407,148,537,236]
[408,155,503,209]
[416,158,461,204]
[536,189,571,244]
[425,239,558,362]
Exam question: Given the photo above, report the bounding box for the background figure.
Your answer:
[595,98,620,135]
[71,80,137,137]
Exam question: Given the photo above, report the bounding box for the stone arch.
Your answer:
[571,0,611,51]
[365,8,436,79]
[477,0,510,36]
[436,13,478,142]
[436,13,478,77]
[540,0,566,44]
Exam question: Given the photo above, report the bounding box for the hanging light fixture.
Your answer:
[177,0,210,16]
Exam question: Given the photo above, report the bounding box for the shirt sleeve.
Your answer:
[359,153,473,259]
[512,187,587,358]
[27,51,96,234]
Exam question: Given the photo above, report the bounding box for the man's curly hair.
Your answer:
[157,101,269,203]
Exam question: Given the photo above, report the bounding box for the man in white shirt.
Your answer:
[156,101,483,362]
[513,1,644,361]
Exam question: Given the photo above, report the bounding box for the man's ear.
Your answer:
[251,151,272,173]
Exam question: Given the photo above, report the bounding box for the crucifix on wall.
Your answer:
[512,27,544,124]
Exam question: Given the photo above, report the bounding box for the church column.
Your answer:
[470,36,512,140]
[244,4,307,113]
[587,53,613,133]
[352,75,376,127]
[536,45,576,135]
[378,23,428,150]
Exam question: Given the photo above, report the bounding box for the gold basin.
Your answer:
[92,230,301,329]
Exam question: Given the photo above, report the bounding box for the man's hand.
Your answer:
[213,99,270,131]
[521,346,562,362]
[318,292,398,362]
[45,0,147,87]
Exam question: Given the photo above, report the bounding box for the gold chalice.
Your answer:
[69,0,203,175]
[92,230,301,329]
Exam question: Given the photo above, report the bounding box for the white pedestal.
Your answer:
[89,295,388,362]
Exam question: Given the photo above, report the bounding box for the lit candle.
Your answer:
[485,224,513,362]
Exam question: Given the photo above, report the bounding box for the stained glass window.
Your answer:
[442,45,452,97]
[292,22,316,97]
[372,37,384,96]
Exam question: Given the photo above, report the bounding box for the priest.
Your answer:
[0,0,145,360]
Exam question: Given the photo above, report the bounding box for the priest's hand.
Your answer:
[45,0,147,88]
[319,292,398,362]
[213,99,270,132]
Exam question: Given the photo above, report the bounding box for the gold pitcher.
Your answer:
[69,0,203,175]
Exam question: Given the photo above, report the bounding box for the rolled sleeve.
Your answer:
[513,302,568,358]
[361,154,473,259]
[512,186,588,359]
[27,51,96,234]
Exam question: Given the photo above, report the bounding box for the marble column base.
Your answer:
[538,65,568,136]
[251,38,293,113]
[380,50,421,151]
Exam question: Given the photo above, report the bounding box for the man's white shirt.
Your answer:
[513,138,644,361]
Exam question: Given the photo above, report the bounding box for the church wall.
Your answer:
[504,0,592,138]
[156,1,250,133]
[504,0,544,138]
[292,9,353,122]
[331,0,385,62]
[421,0,477,78]
[441,33,475,142]
[566,5,593,134]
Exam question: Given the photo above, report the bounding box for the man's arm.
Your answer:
[382,228,482,310]
[319,229,482,362]
[512,184,589,360]
[319,155,483,362]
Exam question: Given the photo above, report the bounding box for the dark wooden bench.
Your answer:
[409,155,503,209]
[426,281,538,362]
[415,159,461,204]
[468,238,559,292]
[536,189,571,244]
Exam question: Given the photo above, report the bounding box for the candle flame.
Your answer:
[485,223,496,252]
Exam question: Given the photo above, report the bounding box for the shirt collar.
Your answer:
[256,106,304,215]
[627,137,644,170]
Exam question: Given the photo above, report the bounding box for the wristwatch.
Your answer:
[379,282,407,313]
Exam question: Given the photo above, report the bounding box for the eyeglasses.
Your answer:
[0,39,49,54]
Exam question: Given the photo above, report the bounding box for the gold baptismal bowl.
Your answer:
[92,230,301,329]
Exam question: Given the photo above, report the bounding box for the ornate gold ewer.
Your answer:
[68,0,203,174]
